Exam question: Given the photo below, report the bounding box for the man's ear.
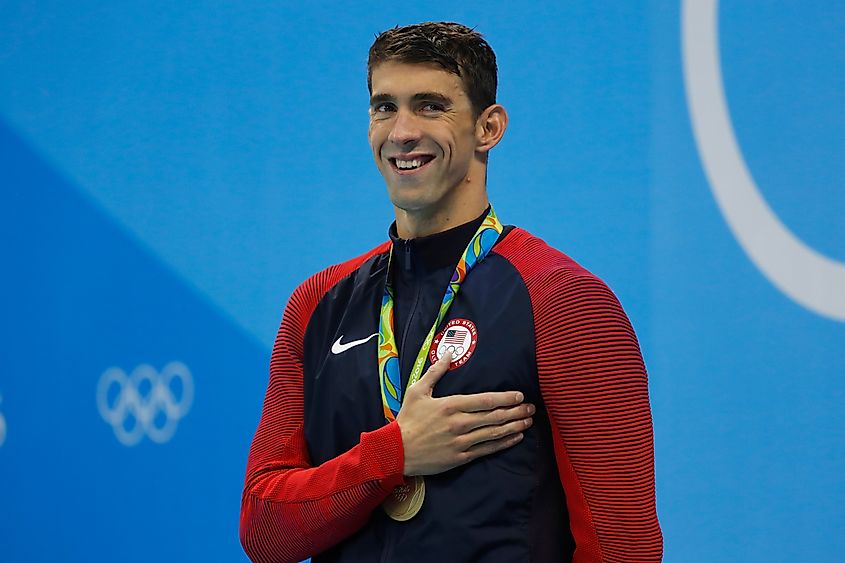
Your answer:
[475,104,509,153]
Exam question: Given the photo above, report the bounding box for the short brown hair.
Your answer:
[367,22,498,117]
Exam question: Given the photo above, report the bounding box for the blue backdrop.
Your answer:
[1,2,843,561]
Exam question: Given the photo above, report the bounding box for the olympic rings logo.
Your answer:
[97,362,194,446]
[682,0,845,322]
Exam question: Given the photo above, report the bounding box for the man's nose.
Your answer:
[387,109,421,146]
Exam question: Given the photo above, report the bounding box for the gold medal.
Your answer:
[383,476,425,521]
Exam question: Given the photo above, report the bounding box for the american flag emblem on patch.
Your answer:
[443,329,466,345]
[429,318,478,369]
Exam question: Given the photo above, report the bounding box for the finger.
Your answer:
[415,352,452,393]
[462,403,536,432]
[460,432,524,464]
[460,417,533,450]
[446,390,525,413]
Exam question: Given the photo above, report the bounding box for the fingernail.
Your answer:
[515,392,524,402]
[527,404,536,414]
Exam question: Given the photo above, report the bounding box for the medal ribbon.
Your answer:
[378,207,504,422]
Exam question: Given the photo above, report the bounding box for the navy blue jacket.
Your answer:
[241,210,662,563]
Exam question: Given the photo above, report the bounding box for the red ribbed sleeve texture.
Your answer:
[494,229,663,563]
[240,242,407,563]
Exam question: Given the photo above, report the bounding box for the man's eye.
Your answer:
[373,103,395,113]
[420,103,444,112]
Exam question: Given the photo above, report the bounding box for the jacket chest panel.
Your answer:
[303,255,539,467]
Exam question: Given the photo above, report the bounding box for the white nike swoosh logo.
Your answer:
[331,333,378,355]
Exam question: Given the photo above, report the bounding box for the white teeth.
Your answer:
[395,158,423,170]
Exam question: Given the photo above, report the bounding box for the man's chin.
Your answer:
[385,184,437,211]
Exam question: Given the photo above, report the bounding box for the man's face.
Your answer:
[368,62,481,215]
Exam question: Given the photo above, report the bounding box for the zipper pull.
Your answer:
[404,242,412,271]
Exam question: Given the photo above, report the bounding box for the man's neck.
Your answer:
[394,195,489,240]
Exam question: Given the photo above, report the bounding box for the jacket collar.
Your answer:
[388,206,490,274]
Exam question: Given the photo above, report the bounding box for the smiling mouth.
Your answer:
[389,155,435,175]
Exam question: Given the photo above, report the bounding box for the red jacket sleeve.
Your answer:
[240,244,406,563]
[495,230,663,563]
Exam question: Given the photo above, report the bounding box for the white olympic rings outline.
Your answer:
[97,362,194,446]
[682,0,845,322]
[438,344,466,358]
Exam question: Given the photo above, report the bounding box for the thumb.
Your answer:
[417,352,452,394]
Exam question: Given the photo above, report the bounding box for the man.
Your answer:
[240,22,662,562]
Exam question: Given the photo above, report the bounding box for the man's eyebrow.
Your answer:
[369,93,394,107]
[369,92,454,107]
[412,92,453,106]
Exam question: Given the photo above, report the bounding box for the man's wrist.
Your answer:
[360,421,406,490]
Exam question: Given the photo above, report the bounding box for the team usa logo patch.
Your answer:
[429,318,478,370]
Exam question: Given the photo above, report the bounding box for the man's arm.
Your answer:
[493,229,663,563]
[239,279,407,563]
[536,272,663,563]
[240,245,407,563]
